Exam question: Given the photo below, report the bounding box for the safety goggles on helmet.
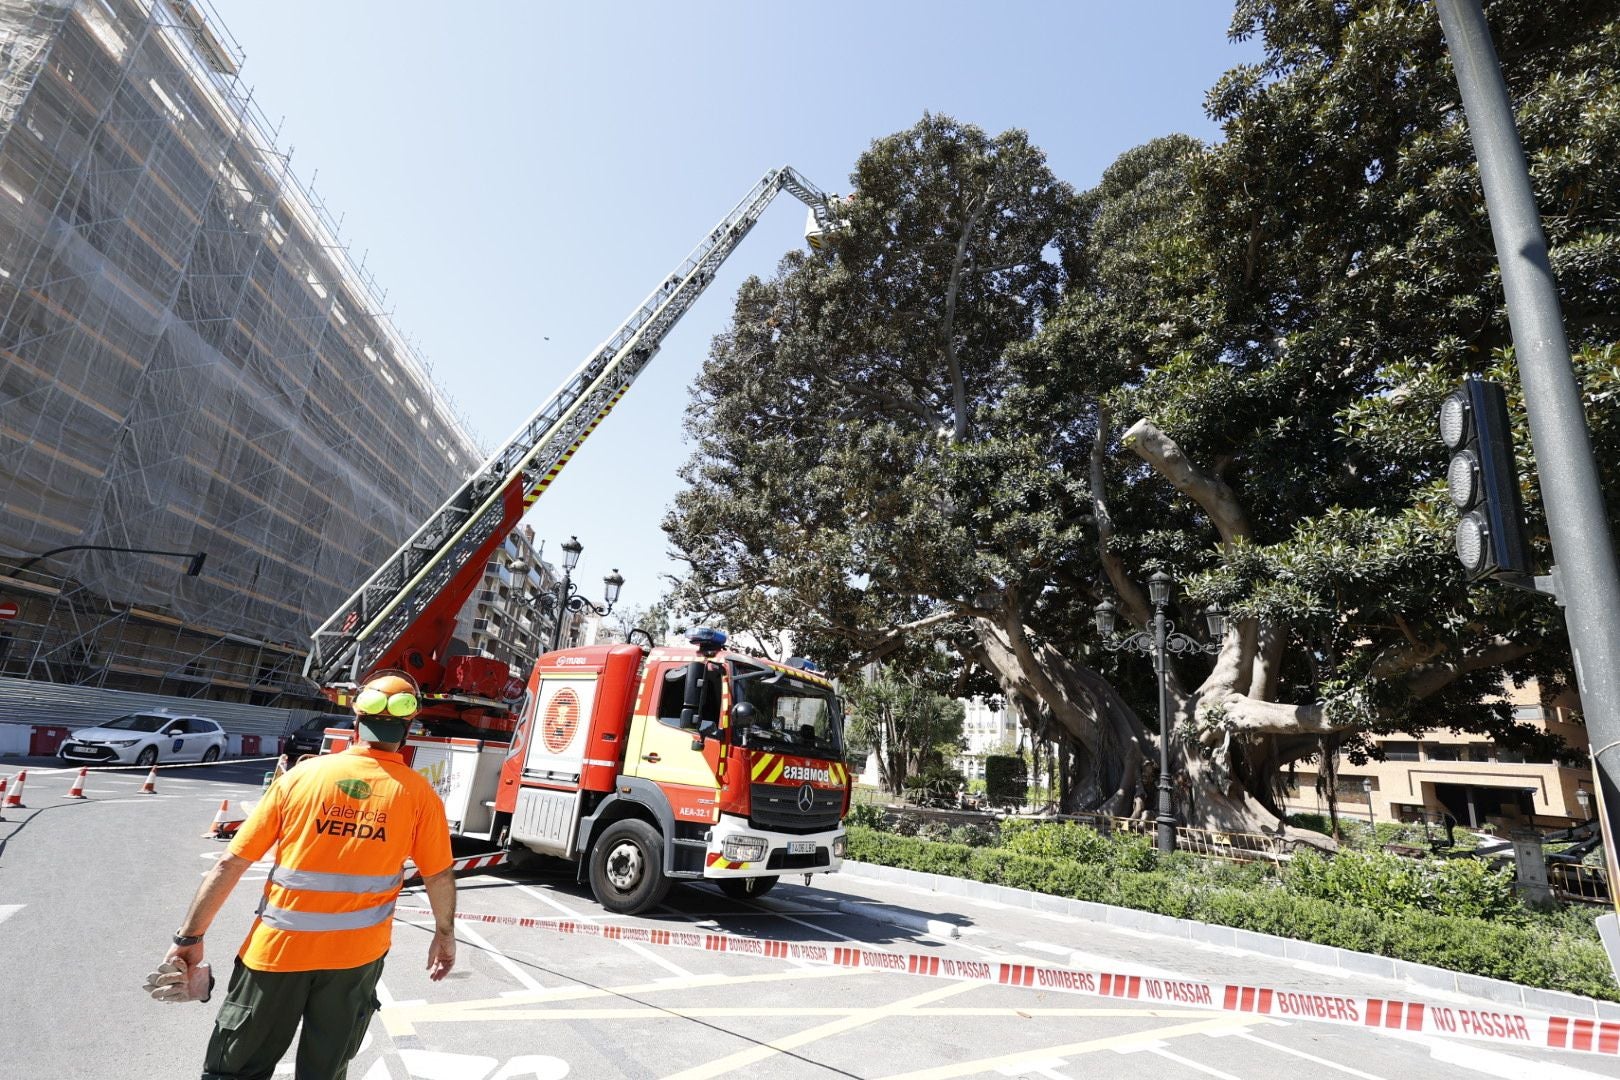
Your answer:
[353,687,419,718]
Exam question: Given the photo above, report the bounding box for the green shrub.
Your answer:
[1000,820,1110,863]
[1428,857,1520,921]
[843,826,1618,1000]
[985,754,1027,806]
[847,802,885,830]
[948,823,999,848]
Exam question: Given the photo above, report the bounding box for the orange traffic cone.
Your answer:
[203,799,245,840]
[4,770,26,808]
[137,765,158,794]
[64,765,89,800]
[0,777,8,819]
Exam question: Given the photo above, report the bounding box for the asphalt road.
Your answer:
[3,756,1618,1080]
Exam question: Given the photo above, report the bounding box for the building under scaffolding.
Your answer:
[0,0,484,707]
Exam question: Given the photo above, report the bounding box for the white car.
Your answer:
[59,712,227,766]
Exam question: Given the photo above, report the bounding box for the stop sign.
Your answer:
[0,600,17,620]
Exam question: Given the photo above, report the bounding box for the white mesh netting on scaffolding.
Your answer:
[0,0,484,652]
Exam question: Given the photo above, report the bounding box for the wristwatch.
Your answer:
[172,931,205,946]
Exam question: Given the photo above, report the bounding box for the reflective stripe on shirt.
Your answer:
[257,898,397,932]
[270,866,404,894]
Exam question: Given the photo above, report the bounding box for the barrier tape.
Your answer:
[404,852,510,883]
[3,755,281,776]
[395,906,1615,1059]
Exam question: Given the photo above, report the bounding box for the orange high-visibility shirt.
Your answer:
[228,745,453,972]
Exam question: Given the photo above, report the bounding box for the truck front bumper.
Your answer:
[705,813,845,877]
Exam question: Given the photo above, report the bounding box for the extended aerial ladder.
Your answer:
[303,167,843,730]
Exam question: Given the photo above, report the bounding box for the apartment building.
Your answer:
[1279,683,1593,830]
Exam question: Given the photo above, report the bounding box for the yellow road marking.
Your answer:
[660,980,979,1080]
[874,1015,1260,1080]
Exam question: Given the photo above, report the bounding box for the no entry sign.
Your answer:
[0,600,18,620]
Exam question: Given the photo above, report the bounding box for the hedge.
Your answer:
[844,826,1619,1001]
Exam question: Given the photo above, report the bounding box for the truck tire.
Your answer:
[718,875,778,901]
[589,819,671,914]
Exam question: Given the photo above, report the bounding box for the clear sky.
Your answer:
[206,0,1262,616]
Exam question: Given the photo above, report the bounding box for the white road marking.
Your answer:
[1146,1044,1243,1080]
[995,1058,1072,1079]
[450,919,545,994]
[374,977,424,1011]
[1018,940,1072,957]
[1397,1032,1617,1079]
[1235,1032,1388,1078]
[0,905,23,927]
[618,938,693,978]
[514,884,600,921]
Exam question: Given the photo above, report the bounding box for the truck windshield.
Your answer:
[729,662,843,758]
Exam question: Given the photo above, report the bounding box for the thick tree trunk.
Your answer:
[971,614,1151,815]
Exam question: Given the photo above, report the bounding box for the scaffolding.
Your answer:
[0,0,484,697]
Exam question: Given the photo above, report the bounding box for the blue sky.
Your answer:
[207,0,1262,617]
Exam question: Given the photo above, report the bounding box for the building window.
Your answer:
[1513,705,1547,722]
[1426,744,1462,762]
[1381,741,1420,761]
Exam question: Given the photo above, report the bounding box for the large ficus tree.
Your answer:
[1080,0,1620,832]
[667,1,1620,835]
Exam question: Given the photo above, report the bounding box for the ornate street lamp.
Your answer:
[548,536,623,651]
[1095,575,1224,854]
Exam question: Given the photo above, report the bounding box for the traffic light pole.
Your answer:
[1437,0,1620,926]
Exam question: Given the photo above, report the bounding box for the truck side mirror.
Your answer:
[678,661,705,730]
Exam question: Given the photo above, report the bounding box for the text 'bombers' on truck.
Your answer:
[306,169,854,913]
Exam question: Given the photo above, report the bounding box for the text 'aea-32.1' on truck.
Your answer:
[303,168,855,914]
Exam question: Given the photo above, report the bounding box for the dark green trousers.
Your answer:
[200,955,386,1080]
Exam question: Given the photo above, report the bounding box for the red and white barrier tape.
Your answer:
[7,755,281,776]
[395,906,1615,1058]
[404,852,509,882]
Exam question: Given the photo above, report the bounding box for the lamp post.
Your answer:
[1363,778,1376,829]
[1578,788,1592,823]
[1095,571,1225,854]
[548,536,624,651]
[15,545,207,577]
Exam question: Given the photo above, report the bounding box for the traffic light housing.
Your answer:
[1438,377,1531,580]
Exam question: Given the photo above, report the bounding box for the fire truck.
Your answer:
[307,169,854,913]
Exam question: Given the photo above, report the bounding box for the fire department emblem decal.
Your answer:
[543,688,582,753]
[797,783,816,813]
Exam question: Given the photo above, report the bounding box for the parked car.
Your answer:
[59,712,227,766]
[280,713,353,760]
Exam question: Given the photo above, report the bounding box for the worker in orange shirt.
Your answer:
[150,670,457,1079]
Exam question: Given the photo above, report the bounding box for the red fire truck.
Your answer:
[308,170,853,912]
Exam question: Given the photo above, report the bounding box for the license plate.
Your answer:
[788,841,814,855]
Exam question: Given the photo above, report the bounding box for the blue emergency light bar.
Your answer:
[687,627,728,655]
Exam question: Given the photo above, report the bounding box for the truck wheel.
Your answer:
[589,819,671,914]
[718,875,778,901]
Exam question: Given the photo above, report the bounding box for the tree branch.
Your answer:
[1121,418,1253,549]
[1091,403,1152,629]
[942,192,994,443]
[1407,638,1537,700]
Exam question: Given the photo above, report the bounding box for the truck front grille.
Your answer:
[749,782,842,833]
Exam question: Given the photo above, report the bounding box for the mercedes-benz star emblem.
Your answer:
[797,783,816,813]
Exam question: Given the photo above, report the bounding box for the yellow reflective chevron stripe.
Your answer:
[522,384,631,507]
[750,753,776,781]
[764,759,786,784]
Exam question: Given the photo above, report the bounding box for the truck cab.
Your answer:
[498,629,851,912]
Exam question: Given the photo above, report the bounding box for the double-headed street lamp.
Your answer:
[1095,571,1225,854]
[549,536,624,651]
